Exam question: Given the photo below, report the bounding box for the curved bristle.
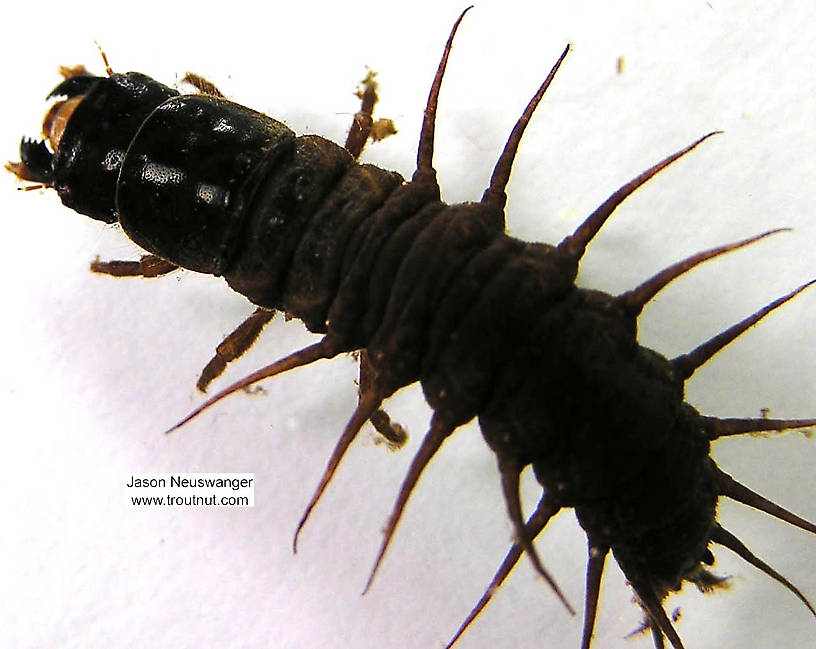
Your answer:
[632,581,686,649]
[717,468,816,535]
[704,415,816,440]
[558,132,721,264]
[413,6,473,186]
[362,415,456,595]
[165,339,334,434]
[580,542,609,649]
[498,457,575,615]
[445,492,560,649]
[293,390,383,553]
[711,524,816,617]
[619,229,787,315]
[672,278,816,381]
[482,43,570,211]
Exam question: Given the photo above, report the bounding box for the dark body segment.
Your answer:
[11,17,815,649]
[118,94,297,275]
[49,72,721,623]
[52,72,178,222]
[283,163,403,332]
[513,288,716,586]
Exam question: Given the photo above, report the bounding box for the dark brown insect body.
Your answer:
[9,11,816,649]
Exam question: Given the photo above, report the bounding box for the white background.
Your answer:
[1,1,815,648]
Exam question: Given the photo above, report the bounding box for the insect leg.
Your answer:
[91,252,276,392]
[57,64,92,80]
[196,307,276,392]
[90,254,179,277]
[333,69,407,447]
[180,72,226,97]
[166,338,338,433]
[344,72,377,160]
[343,71,396,159]
[181,71,396,398]
[358,350,407,447]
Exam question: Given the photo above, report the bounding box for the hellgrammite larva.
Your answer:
[8,9,816,649]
